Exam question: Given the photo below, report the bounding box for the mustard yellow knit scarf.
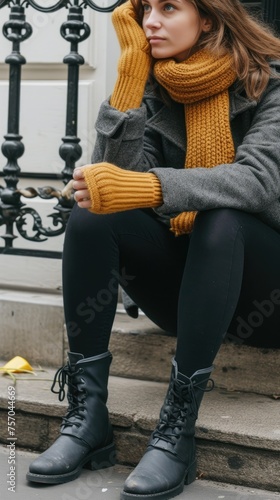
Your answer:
[153,50,237,235]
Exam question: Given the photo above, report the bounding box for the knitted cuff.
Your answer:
[82,162,163,214]
[170,211,198,236]
[110,50,150,112]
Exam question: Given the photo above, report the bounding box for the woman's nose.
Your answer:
[144,11,161,29]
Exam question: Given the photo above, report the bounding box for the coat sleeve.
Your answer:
[91,95,165,171]
[151,78,280,216]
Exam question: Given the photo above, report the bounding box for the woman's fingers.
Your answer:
[74,188,90,200]
[76,198,92,209]
[74,187,92,207]
[73,166,94,208]
[72,179,87,191]
[73,168,84,180]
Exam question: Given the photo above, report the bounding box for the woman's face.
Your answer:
[141,0,211,61]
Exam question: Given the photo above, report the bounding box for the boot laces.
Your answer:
[51,364,87,428]
[152,376,214,446]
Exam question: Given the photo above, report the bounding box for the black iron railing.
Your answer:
[0,0,279,258]
[0,0,122,258]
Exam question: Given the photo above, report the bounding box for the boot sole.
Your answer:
[26,442,116,485]
[120,460,197,500]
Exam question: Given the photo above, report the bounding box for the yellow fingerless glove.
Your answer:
[81,163,163,214]
[111,1,151,112]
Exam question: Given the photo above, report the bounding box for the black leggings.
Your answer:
[62,205,280,376]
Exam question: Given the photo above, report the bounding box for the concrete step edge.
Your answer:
[0,370,279,492]
[1,286,279,396]
[109,313,280,397]
[0,368,279,451]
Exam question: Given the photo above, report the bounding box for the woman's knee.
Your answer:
[65,204,126,241]
[195,207,244,226]
[192,208,244,251]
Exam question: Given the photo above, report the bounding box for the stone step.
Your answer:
[109,310,280,398]
[0,367,279,492]
[2,448,280,500]
[1,288,279,396]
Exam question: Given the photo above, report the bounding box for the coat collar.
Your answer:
[229,86,257,119]
[146,86,257,152]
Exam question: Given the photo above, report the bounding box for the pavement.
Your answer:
[0,446,280,500]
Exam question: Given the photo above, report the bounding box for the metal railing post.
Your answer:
[0,2,32,249]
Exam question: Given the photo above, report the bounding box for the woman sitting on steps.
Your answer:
[27,1,280,499]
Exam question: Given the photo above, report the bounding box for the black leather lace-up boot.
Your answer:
[121,358,213,500]
[27,351,116,484]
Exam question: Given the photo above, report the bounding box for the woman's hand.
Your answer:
[110,1,151,112]
[73,166,92,209]
[72,162,163,215]
[112,1,150,55]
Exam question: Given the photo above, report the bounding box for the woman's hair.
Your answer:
[131,0,280,100]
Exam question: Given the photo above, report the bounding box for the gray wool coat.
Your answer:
[91,65,280,317]
[92,63,280,236]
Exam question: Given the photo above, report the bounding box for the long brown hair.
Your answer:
[131,0,280,100]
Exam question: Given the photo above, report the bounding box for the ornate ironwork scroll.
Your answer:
[0,0,122,257]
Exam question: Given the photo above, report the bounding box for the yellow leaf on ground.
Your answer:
[0,356,33,373]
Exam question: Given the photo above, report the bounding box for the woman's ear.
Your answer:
[201,17,212,32]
